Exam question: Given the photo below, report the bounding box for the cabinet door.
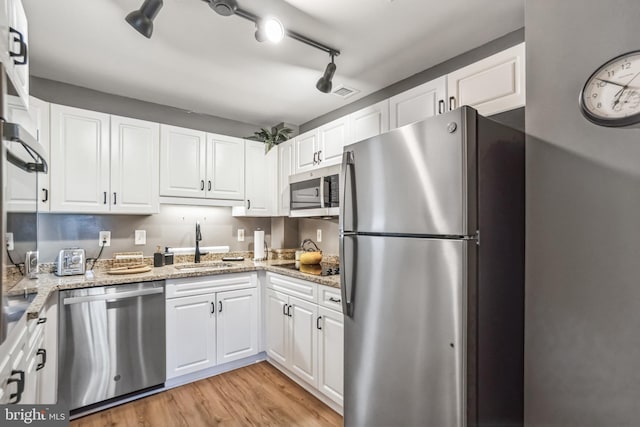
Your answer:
[206,134,245,200]
[389,75,447,129]
[447,43,525,116]
[318,306,344,406]
[289,295,318,387]
[294,129,318,174]
[244,140,272,215]
[265,289,289,366]
[50,105,110,213]
[317,117,349,167]
[216,288,258,364]
[277,140,294,216]
[166,293,216,379]
[110,116,159,214]
[350,100,390,144]
[6,96,50,212]
[160,124,206,198]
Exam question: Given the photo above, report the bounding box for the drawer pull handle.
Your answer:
[37,317,47,324]
[36,349,47,371]
[287,304,292,317]
[328,297,342,303]
[317,316,323,330]
[8,370,25,404]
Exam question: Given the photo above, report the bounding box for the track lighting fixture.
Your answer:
[125,0,163,39]
[255,17,285,43]
[126,0,340,92]
[316,55,336,94]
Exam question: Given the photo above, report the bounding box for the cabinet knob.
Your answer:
[438,100,445,114]
[42,188,48,203]
[113,192,117,205]
[317,150,322,164]
[8,369,25,404]
[313,152,318,165]
[208,180,212,191]
[316,316,323,330]
[36,348,47,371]
[200,180,205,191]
[282,303,288,316]
[449,96,456,111]
[219,301,223,313]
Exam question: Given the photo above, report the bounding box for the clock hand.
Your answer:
[596,77,626,87]
[614,71,640,98]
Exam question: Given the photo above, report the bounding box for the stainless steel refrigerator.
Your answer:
[340,106,524,427]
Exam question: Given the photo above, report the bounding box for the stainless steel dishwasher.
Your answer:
[58,281,165,411]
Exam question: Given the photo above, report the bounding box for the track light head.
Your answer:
[316,56,337,93]
[255,17,285,43]
[125,0,163,39]
[208,0,238,16]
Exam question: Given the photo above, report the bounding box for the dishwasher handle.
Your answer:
[63,287,164,305]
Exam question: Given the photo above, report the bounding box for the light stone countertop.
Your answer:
[8,259,341,321]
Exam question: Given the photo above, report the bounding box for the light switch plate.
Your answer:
[237,228,245,242]
[135,230,146,245]
[317,229,322,242]
[6,232,14,251]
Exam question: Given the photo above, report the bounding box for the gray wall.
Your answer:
[37,205,271,262]
[525,1,640,426]
[298,218,339,255]
[31,77,262,137]
[300,28,524,132]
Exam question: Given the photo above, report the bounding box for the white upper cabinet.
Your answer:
[349,100,390,144]
[447,43,525,116]
[294,129,319,174]
[50,104,110,213]
[50,105,160,214]
[294,117,349,174]
[110,116,160,214]
[389,75,447,129]
[160,125,207,198]
[277,139,294,216]
[317,117,349,167]
[239,140,276,216]
[206,134,244,200]
[160,126,245,204]
[6,96,50,212]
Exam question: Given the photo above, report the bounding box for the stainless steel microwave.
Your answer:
[289,164,340,217]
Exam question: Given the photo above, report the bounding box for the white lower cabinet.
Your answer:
[166,273,259,380]
[266,287,319,387]
[0,295,57,405]
[265,273,344,407]
[216,288,259,364]
[317,306,344,406]
[166,293,217,378]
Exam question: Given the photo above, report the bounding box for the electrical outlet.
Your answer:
[6,232,14,251]
[135,230,146,245]
[317,229,322,242]
[237,228,245,242]
[99,231,111,247]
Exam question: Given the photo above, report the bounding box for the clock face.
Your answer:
[580,50,640,127]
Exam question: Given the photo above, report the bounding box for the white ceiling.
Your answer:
[23,0,524,127]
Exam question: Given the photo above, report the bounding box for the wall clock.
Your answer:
[580,50,640,127]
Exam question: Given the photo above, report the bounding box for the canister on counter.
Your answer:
[154,246,164,267]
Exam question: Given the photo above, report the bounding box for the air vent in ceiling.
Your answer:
[332,85,360,99]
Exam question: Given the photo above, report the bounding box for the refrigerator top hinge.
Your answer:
[463,230,480,245]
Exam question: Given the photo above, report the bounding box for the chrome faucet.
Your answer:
[195,222,202,263]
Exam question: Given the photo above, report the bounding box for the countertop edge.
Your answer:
[14,261,340,321]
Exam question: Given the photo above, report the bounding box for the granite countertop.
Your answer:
[8,259,341,321]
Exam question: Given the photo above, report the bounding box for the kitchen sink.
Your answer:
[174,262,234,272]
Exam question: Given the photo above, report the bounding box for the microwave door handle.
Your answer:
[320,177,325,208]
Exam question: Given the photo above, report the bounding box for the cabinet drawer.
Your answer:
[266,273,317,303]
[318,285,342,313]
[166,273,257,299]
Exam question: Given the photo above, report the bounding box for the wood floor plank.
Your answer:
[71,362,343,427]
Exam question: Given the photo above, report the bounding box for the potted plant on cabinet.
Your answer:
[249,126,293,153]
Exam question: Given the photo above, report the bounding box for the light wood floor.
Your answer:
[71,362,343,427]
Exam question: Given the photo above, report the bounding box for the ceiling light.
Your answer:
[263,17,285,43]
[316,55,337,94]
[208,0,238,17]
[125,0,163,39]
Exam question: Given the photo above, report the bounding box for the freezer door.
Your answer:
[343,235,467,427]
[341,107,477,236]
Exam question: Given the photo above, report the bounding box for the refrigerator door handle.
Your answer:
[339,150,355,233]
[340,234,355,317]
